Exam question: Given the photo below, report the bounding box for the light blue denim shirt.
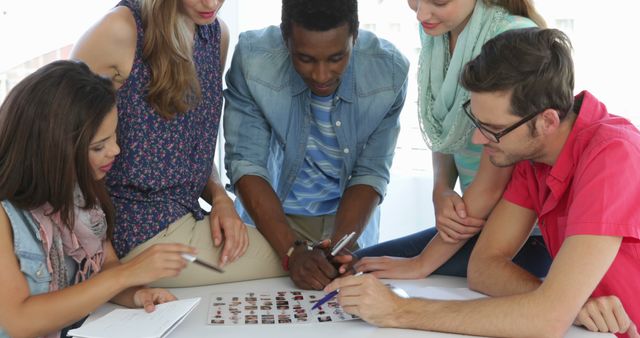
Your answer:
[0,200,76,338]
[223,26,409,247]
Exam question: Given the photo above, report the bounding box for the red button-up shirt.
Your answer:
[504,91,640,334]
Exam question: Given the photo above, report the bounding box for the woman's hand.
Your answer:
[133,288,177,313]
[209,196,249,267]
[354,256,426,279]
[433,189,484,243]
[121,243,195,286]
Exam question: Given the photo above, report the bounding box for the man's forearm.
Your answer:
[468,251,542,296]
[390,293,568,338]
[236,175,296,257]
[333,184,380,244]
[461,181,505,221]
[461,152,513,219]
[466,200,541,297]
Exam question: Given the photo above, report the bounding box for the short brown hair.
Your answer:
[461,28,574,120]
[0,60,116,235]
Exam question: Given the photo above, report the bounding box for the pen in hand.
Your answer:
[181,253,225,273]
[308,231,355,258]
[311,271,363,311]
[329,231,356,257]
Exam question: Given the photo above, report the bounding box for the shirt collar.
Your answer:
[548,90,603,184]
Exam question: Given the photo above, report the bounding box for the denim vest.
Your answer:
[224,27,409,247]
[0,200,76,338]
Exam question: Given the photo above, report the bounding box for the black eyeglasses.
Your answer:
[462,99,541,143]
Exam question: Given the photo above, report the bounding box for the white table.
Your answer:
[87,275,612,338]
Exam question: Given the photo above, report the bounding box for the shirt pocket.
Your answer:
[16,250,51,294]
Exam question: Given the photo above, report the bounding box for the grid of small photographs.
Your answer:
[207,290,359,325]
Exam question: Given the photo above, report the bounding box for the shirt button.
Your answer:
[343,148,350,154]
[36,268,43,278]
[335,121,342,127]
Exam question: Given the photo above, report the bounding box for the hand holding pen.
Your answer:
[311,271,364,311]
[323,271,409,327]
[288,232,357,290]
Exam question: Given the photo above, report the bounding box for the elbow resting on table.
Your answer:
[1,309,71,338]
[466,253,492,293]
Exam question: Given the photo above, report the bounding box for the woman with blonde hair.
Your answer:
[71,0,285,287]
[353,0,552,279]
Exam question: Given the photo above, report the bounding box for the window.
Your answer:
[1,0,639,242]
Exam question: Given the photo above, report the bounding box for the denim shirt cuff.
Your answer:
[229,160,272,188]
[346,175,388,203]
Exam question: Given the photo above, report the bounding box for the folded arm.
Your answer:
[467,199,541,295]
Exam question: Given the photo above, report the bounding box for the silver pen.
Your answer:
[330,231,356,256]
[181,253,225,273]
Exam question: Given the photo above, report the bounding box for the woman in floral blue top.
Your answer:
[71,0,284,287]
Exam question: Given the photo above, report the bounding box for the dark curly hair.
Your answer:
[280,0,359,42]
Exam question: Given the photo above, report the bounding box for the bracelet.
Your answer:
[282,239,309,272]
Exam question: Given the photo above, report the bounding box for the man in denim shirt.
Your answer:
[224,0,409,290]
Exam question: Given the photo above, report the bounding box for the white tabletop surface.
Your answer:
[86,275,612,338]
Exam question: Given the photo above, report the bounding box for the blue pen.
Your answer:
[311,272,363,311]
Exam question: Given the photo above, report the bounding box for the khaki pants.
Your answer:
[122,213,356,287]
[121,214,285,287]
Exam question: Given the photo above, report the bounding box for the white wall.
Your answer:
[2,0,639,242]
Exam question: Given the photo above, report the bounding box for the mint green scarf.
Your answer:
[418,0,511,153]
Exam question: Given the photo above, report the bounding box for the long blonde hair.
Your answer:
[138,0,201,119]
[487,0,547,28]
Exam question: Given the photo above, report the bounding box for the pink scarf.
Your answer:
[29,189,107,338]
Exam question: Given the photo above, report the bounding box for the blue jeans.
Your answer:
[355,227,552,278]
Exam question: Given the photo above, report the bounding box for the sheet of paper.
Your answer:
[69,297,201,338]
[207,290,358,325]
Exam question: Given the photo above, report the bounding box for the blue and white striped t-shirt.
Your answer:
[283,93,344,216]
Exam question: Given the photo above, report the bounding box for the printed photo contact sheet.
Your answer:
[207,290,359,325]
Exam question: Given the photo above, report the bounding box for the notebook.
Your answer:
[69,297,201,338]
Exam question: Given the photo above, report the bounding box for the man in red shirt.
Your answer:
[326,28,640,337]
